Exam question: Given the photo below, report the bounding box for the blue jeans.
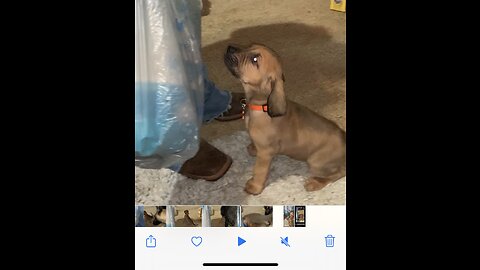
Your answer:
[202,69,232,123]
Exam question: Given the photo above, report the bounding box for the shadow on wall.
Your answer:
[202,23,346,110]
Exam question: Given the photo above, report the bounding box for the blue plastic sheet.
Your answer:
[135,0,204,168]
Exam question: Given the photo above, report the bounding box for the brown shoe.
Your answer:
[215,92,245,121]
[179,139,232,181]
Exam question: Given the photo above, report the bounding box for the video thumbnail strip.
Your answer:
[136,205,306,228]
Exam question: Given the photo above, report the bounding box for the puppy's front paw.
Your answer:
[304,178,329,192]
[244,178,264,195]
[247,143,257,157]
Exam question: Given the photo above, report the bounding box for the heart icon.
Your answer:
[191,236,202,247]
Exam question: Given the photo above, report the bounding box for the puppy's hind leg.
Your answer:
[304,177,330,192]
[304,172,344,192]
[305,157,345,192]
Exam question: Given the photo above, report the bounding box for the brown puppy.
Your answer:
[184,210,197,226]
[224,44,346,195]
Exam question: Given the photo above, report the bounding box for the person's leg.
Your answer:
[202,72,231,122]
[169,1,242,179]
[201,66,245,122]
[203,76,245,122]
[161,75,234,177]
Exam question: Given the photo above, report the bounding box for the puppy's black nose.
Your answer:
[227,45,238,54]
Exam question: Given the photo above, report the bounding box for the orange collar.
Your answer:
[248,103,268,112]
[240,99,268,119]
[240,98,268,119]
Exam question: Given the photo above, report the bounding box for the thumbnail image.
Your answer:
[143,206,167,227]
[294,206,306,227]
[241,206,273,227]
[209,205,240,227]
[284,206,306,227]
[284,206,295,227]
[173,205,202,227]
[135,205,144,227]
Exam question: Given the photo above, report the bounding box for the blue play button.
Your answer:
[238,237,246,246]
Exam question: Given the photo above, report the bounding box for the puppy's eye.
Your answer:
[251,55,259,64]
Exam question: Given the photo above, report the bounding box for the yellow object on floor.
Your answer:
[330,0,346,12]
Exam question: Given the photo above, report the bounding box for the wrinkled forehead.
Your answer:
[245,44,272,55]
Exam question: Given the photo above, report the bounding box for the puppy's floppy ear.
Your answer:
[267,77,287,117]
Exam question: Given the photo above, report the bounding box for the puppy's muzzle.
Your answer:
[227,45,238,55]
[224,45,240,78]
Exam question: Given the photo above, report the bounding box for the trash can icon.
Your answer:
[325,235,335,247]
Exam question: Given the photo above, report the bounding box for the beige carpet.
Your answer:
[135,131,345,205]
